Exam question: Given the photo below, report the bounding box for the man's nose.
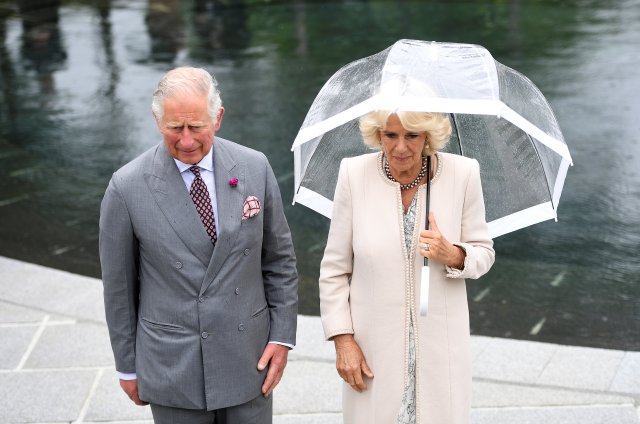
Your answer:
[181,127,195,145]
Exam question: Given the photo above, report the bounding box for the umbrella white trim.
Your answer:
[553,158,571,209]
[292,97,503,149]
[487,201,557,238]
[291,97,380,150]
[295,185,561,240]
[292,98,572,165]
[499,107,573,163]
[293,141,302,198]
[292,186,333,219]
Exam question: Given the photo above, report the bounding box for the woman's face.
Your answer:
[379,114,428,176]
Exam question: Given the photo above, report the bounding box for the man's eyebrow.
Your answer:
[167,121,206,125]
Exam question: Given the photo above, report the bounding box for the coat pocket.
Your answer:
[140,317,183,332]
[251,304,268,318]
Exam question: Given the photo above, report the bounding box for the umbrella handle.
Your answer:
[420,266,430,316]
[420,155,432,316]
[423,155,431,267]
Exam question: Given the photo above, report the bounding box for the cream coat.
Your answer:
[319,152,495,424]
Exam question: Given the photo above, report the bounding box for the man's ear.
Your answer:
[153,112,163,131]
[214,107,225,131]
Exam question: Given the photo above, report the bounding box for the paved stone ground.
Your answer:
[0,255,638,423]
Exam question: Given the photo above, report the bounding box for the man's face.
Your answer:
[156,95,224,164]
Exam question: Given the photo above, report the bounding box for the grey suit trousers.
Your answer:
[150,393,272,424]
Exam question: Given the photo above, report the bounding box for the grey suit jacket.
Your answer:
[99,137,298,410]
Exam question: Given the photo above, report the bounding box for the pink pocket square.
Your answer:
[242,196,261,220]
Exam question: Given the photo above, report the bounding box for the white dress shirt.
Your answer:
[173,147,219,230]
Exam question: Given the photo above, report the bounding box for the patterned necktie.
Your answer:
[189,166,217,244]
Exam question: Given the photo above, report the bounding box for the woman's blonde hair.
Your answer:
[359,110,452,156]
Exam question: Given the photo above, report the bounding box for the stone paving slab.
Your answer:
[85,368,154,422]
[0,256,105,323]
[473,337,559,383]
[470,405,639,424]
[26,322,114,369]
[275,360,342,415]
[0,370,97,423]
[0,300,51,323]
[274,413,343,424]
[472,380,636,408]
[290,315,335,362]
[85,421,153,424]
[471,335,493,361]
[610,351,640,394]
[538,345,625,391]
[0,326,37,370]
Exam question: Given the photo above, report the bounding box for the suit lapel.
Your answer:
[201,138,244,295]
[145,144,214,267]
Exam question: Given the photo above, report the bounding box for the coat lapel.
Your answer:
[201,138,244,295]
[145,144,214,267]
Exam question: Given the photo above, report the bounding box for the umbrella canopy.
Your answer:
[291,39,572,238]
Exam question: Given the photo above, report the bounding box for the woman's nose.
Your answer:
[396,137,408,151]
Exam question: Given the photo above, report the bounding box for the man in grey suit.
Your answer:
[99,67,298,423]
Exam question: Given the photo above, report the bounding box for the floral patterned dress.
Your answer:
[397,194,418,424]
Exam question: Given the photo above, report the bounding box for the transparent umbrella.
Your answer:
[291,39,573,314]
[292,39,572,235]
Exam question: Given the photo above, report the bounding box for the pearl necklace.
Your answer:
[384,156,428,190]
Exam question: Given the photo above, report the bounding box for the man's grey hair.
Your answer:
[151,67,222,121]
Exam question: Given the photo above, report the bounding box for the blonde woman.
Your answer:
[319,109,495,424]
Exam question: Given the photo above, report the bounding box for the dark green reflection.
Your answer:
[0,0,638,350]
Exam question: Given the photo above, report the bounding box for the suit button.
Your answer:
[238,324,245,331]
[243,249,250,256]
[201,332,209,339]
[235,288,240,295]
[175,261,183,269]
[198,297,205,303]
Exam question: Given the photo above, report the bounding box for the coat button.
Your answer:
[175,261,183,269]
[243,249,250,256]
[238,324,245,331]
[201,332,209,339]
[235,288,240,295]
[198,297,205,303]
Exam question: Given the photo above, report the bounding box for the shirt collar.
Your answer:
[173,146,214,173]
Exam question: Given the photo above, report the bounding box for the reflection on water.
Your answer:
[0,0,638,350]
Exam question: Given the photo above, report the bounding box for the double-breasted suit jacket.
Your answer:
[99,137,298,411]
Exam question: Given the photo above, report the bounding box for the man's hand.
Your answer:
[257,343,290,397]
[119,379,149,406]
[333,334,374,392]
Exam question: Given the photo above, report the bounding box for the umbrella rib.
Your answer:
[451,113,464,156]
[525,131,555,214]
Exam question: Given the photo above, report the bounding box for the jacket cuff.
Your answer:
[324,328,355,341]
[445,242,471,278]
